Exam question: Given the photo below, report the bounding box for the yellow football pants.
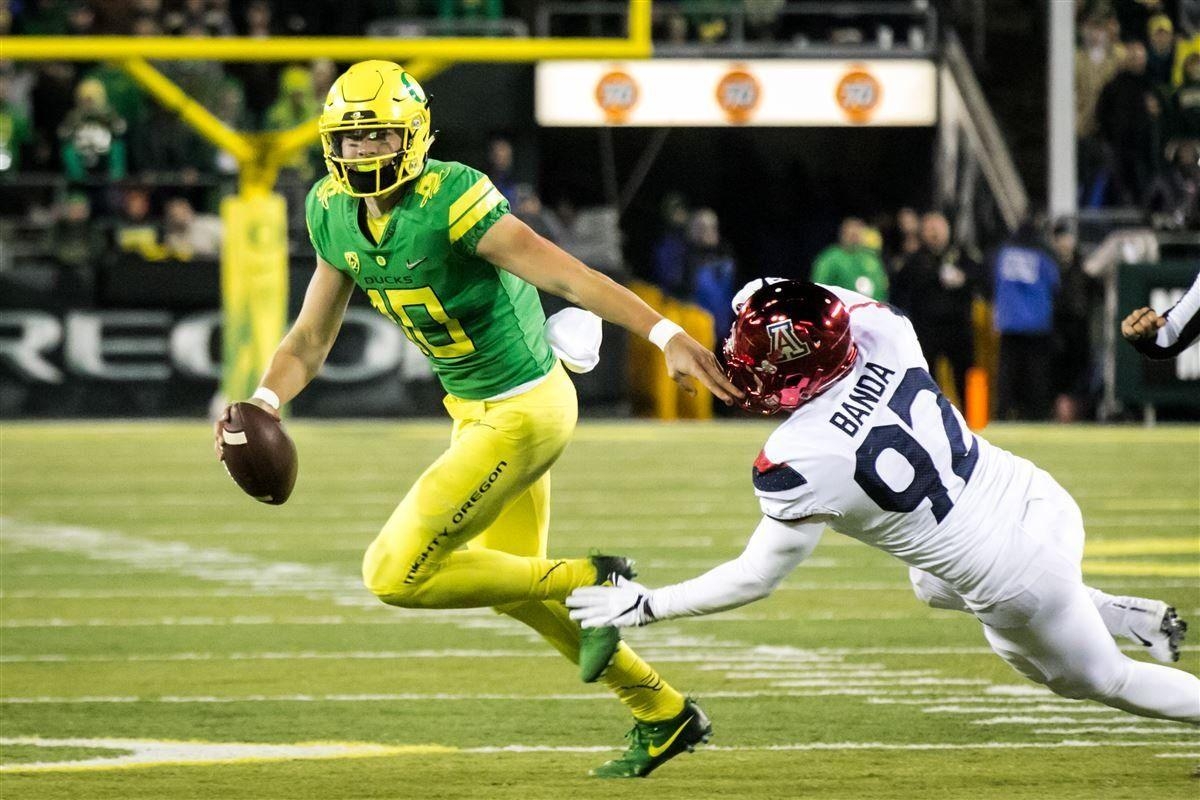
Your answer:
[361,363,684,722]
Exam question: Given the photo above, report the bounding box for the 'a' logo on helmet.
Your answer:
[767,319,810,362]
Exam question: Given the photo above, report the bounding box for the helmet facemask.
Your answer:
[322,122,429,198]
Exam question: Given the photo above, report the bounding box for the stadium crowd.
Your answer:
[0,1,1195,425]
[1075,1,1200,227]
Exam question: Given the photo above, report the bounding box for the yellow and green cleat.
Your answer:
[591,698,713,778]
[578,554,636,683]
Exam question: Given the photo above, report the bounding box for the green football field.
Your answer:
[1,421,1197,799]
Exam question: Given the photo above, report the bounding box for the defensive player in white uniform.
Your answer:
[570,279,1198,725]
[1122,270,1200,360]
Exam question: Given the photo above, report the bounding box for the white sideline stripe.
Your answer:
[0,519,371,607]
[2,611,948,628]
[0,689,964,705]
[924,705,1123,715]
[3,644,1187,664]
[972,716,1132,725]
[3,737,1197,771]
[725,670,938,681]
[465,741,1200,754]
[1033,727,1199,735]
[771,678,990,688]
[0,737,441,772]
[0,649,559,664]
[1155,753,1200,758]
[872,697,1081,706]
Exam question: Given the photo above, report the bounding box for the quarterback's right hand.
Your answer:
[566,576,658,629]
[1121,307,1166,342]
[213,399,280,461]
[663,333,743,405]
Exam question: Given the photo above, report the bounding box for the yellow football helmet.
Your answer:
[319,60,433,198]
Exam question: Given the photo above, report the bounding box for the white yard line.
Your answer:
[0,688,951,705]
[1031,727,1198,735]
[2,736,1197,773]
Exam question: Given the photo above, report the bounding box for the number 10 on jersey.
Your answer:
[366,286,476,359]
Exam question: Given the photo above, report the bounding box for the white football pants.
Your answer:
[909,470,1200,724]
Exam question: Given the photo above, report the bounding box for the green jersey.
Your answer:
[810,245,889,302]
[305,159,555,400]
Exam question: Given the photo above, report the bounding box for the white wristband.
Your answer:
[251,386,280,410]
[648,319,685,351]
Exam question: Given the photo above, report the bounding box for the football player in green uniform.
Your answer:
[216,61,737,777]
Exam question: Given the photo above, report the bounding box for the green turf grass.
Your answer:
[1,421,1197,799]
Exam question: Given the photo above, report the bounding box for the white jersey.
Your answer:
[754,286,1043,607]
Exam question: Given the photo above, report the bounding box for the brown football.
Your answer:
[219,402,298,505]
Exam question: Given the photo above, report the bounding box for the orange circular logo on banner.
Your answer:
[595,71,639,124]
[835,67,882,124]
[716,69,761,124]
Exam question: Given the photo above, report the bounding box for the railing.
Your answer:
[937,30,1029,240]
[537,0,938,57]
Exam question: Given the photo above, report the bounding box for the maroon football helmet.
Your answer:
[723,280,859,414]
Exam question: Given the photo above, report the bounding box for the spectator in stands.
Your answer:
[212,78,247,175]
[511,183,560,243]
[1146,14,1178,90]
[231,0,281,125]
[131,11,160,36]
[311,58,337,102]
[112,185,165,260]
[1182,0,1200,35]
[0,72,32,177]
[684,208,737,343]
[20,0,70,34]
[1170,52,1200,137]
[1146,137,1200,229]
[1049,218,1100,423]
[265,64,319,177]
[485,134,518,201]
[1114,0,1166,44]
[887,206,922,273]
[652,192,690,297]
[992,215,1059,421]
[1076,13,1125,205]
[892,211,985,406]
[810,216,889,301]
[58,77,127,184]
[439,0,502,21]
[549,195,624,276]
[52,192,105,269]
[204,0,236,37]
[83,61,150,171]
[65,0,95,36]
[162,196,221,260]
[1097,41,1161,205]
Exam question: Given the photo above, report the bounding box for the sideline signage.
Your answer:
[536,59,936,127]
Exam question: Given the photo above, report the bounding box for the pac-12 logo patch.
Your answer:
[767,319,810,362]
[344,251,360,273]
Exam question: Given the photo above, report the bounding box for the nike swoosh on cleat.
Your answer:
[647,716,694,758]
[1128,628,1154,647]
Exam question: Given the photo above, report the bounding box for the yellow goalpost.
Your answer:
[2,1,652,402]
